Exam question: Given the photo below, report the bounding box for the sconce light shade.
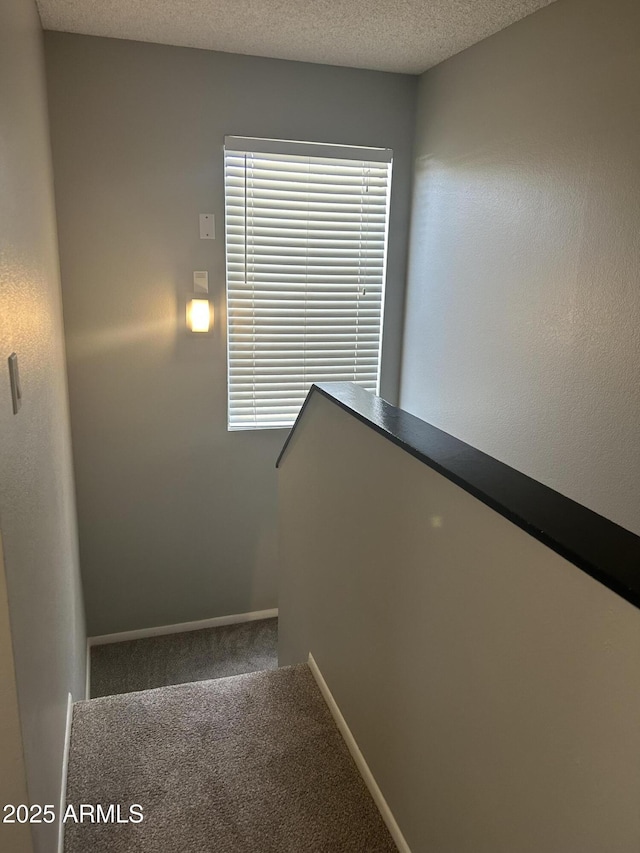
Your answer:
[187,298,212,333]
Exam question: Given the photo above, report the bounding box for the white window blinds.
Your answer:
[224,136,392,430]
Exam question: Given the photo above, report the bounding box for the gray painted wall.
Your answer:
[0,535,32,853]
[44,33,417,635]
[0,1,86,850]
[279,392,640,852]
[401,0,640,534]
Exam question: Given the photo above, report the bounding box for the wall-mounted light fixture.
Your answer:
[187,298,212,332]
[187,271,213,333]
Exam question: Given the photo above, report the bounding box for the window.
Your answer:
[224,136,392,430]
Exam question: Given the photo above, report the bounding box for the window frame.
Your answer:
[223,136,393,431]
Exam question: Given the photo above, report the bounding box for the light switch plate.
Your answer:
[199,214,215,239]
[193,271,209,294]
[8,353,21,414]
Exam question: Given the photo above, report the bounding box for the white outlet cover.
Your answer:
[199,214,215,239]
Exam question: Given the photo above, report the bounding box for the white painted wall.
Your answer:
[278,392,640,853]
[401,0,640,534]
[0,1,86,850]
[44,33,417,635]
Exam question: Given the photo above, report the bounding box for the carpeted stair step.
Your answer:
[64,664,397,852]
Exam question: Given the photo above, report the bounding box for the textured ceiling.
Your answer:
[36,0,557,74]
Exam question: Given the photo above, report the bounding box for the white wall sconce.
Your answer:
[187,298,212,332]
[187,272,213,333]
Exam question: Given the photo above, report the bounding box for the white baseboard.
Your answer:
[57,693,73,853]
[85,638,91,700]
[308,653,411,853]
[88,608,279,647]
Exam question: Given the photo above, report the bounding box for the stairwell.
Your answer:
[61,383,640,853]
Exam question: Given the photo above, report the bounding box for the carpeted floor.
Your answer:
[90,618,278,698]
[65,664,396,852]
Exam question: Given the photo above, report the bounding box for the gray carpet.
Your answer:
[90,618,278,698]
[65,664,396,852]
